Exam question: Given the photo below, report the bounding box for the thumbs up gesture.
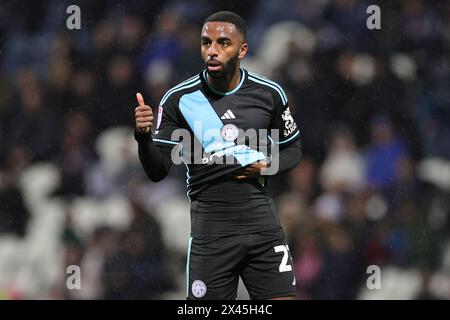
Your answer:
[135,93,153,133]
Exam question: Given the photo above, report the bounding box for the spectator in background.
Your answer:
[399,0,441,51]
[313,224,363,299]
[288,156,319,205]
[341,191,372,256]
[277,193,307,246]
[0,167,30,237]
[66,68,100,135]
[97,55,137,130]
[280,45,331,160]
[319,124,365,193]
[52,112,96,197]
[8,82,59,163]
[293,229,324,300]
[0,70,15,165]
[102,199,173,299]
[420,114,450,159]
[76,226,119,299]
[116,15,145,59]
[139,9,183,73]
[365,115,408,191]
[90,20,116,87]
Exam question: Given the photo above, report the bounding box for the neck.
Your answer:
[207,67,241,94]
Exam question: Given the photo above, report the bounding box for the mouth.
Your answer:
[207,60,223,72]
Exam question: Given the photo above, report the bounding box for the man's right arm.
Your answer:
[134,129,172,182]
[133,92,176,182]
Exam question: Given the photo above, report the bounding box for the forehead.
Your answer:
[201,21,240,39]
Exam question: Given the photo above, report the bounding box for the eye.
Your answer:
[202,39,211,46]
[221,40,231,47]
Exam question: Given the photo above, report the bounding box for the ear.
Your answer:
[238,42,248,59]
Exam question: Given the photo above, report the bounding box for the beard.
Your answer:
[206,54,239,79]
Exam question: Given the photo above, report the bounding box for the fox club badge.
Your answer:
[192,280,207,298]
[220,123,239,142]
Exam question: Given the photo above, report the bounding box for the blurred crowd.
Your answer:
[0,0,449,299]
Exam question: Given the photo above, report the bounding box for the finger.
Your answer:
[137,122,153,128]
[136,117,154,123]
[137,126,150,133]
[137,114,154,120]
[136,92,145,107]
[241,171,257,178]
[136,113,153,119]
[135,105,151,111]
[135,108,152,115]
[135,104,150,109]
[137,121,153,126]
[135,110,153,117]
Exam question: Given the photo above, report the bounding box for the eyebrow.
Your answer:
[217,37,231,42]
[201,36,232,42]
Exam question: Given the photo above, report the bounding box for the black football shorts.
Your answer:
[186,229,297,300]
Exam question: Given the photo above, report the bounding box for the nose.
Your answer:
[207,43,219,58]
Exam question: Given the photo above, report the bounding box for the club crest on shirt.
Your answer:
[281,106,297,137]
[221,123,239,142]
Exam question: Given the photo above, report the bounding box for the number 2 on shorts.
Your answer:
[274,245,292,272]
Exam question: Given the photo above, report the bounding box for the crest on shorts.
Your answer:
[192,280,207,298]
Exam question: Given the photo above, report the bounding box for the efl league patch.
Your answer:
[192,280,207,298]
[156,106,163,130]
[220,123,239,142]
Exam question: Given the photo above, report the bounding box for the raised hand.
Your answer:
[135,92,153,133]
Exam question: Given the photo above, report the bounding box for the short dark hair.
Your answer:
[204,11,247,41]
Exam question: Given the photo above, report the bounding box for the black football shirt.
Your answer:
[152,68,300,235]
[154,68,299,195]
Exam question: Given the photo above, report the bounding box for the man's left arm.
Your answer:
[266,92,302,174]
[270,137,302,174]
[235,98,302,179]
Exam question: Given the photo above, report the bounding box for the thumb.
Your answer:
[136,92,145,107]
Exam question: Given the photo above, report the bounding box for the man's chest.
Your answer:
[178,91,274,133]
